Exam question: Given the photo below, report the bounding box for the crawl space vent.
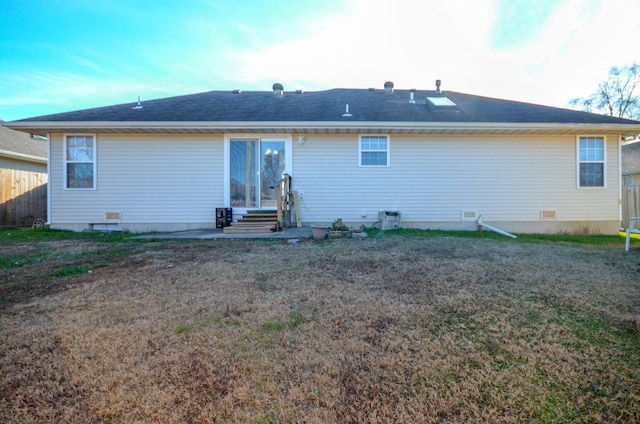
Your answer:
[462,210,478,220]
[540,210,556,221]
[105,212,122,221]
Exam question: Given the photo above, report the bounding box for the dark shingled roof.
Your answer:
[622,141,640,176]
[10,88,640,125]
[0,119,47,159]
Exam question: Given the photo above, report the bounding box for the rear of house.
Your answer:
[6,82,640,234]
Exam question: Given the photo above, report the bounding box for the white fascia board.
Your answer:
[6,120,640,136]
[0,149,47,164]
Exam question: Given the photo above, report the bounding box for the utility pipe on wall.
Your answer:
[477,215,517,239]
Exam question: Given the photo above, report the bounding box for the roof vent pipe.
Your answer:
[409,88,416,104]
[384,81,394,95]
[273,83,284,96]
[435,79,442,94]
[132,96,143,110]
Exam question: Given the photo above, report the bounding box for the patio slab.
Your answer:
[135,227,312,240]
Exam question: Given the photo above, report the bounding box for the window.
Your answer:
[65,135,96,189]
[359,135,389,166]
[577,136,605,187]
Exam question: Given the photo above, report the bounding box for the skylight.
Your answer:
[427,97,456,107]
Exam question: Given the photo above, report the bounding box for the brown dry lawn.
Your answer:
[1,230,639,423]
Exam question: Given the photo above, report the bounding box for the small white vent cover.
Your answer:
[461,210,478,220]
[540,210,556,220]
[105,212,122,221]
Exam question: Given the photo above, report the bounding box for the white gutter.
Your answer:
[477,215,517,239]
[5,120,640,136]
[0,148,47,164]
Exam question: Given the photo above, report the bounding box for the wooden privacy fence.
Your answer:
[0,169,47,227]
[622,185,640,229]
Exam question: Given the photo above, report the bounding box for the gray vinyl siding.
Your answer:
[49,134,224,229]
[48,132,620,233]
[0,156,47,173]
[292,134,619,228]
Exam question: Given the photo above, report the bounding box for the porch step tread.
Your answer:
[229,221,277,227]
[245,210,278,215]
[238,217,279,222]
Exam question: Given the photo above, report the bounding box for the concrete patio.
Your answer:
[136,226,313,240]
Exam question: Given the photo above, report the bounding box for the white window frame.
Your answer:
[576,135,606,189]
[64,134,97,190]
[223,134,293,210]
[359,135,390,167]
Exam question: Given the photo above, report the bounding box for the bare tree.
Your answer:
[570,63,640,120]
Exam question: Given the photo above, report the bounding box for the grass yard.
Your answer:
[1,229,639,423]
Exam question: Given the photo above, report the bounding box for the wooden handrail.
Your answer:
[274,173,292,231]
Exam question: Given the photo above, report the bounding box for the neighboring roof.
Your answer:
[0,119,47,163]
[622,141,640,176]
[6,85,640,137]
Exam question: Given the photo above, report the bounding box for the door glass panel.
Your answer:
[230,139,258,207]
[260,141,285,207]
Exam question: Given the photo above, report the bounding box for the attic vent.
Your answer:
[384,81,394,95]
[368,87,376,91]
[295,90,304,94]
[540,210,557,220]
[461,210,478,220]
[272,83,284,96]
[104,212,121,221]
[232,89,242,94]
[435,79,442,94]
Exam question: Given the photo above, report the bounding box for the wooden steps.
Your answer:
[223,210,279,234]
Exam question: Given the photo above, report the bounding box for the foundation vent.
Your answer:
[105,212,122,221]
[540,210,556,221]
[462,210,478,220]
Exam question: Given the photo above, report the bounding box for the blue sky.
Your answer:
[1,0,639,121]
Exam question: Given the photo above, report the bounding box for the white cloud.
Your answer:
[2,0,638,121]
[228,0,640,108]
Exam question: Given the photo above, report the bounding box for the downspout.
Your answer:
[618,135,623,227]
[477,215,517,238]
[46,133,51,226]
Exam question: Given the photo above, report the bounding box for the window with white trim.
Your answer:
[65,135,96,189]
[359,135,389,166]
[577,136,605,187]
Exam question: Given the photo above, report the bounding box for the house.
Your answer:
[5,81,640,234]
[0,120,47,226]
[622,140,640,185]
[0,120,47,173]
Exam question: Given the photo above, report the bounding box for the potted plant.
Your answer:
[328,218,351,238]
[311,224,329,240]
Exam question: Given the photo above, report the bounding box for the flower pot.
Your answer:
[311,225,328,240]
